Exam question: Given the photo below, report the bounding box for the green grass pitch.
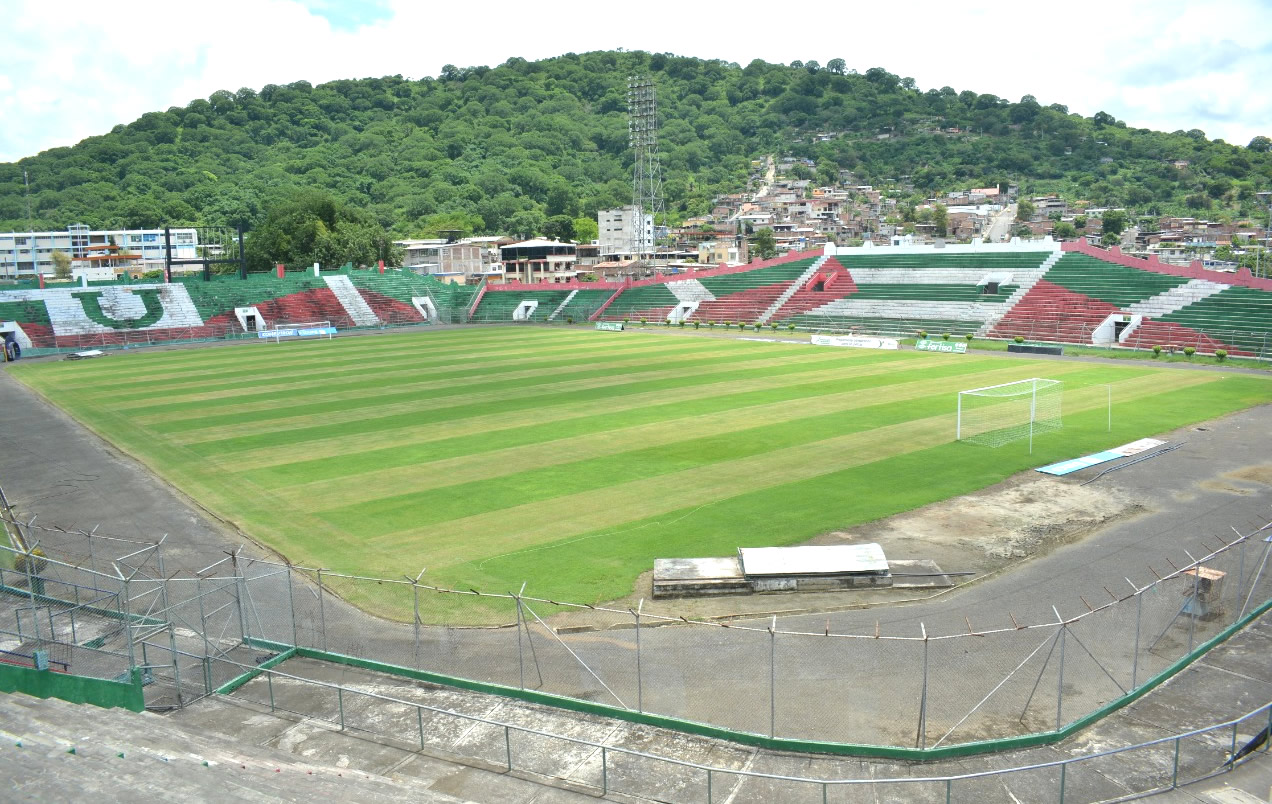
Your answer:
[9,327,1272,621]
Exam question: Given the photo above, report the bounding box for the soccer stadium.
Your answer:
[2,239,1271,801]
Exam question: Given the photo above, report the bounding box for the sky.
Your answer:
[1,0,1271,163]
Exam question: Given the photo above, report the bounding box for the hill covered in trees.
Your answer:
[2,51,1270,242]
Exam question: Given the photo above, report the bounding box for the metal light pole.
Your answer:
[1257,192,1272,279]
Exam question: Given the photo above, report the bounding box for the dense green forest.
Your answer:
[2,50,1270,244]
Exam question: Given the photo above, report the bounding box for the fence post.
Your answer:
[337,686,345,731]
[122,576,135,672]
[918,624,929,750]
[1131,590,1143,690]
[22,545,41,643]
[504,725,512,771]
[769,616,777,738]
[601,746,608,795]
[286,564,298,648]
[515,583,527,690]
[316,569,327,652]
[1055,622,1066,732]
[635,599,643,714]
[1188,569,1200,653]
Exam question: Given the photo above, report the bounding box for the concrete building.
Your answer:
[498,239,577,284]
[395,239,485,280]
[0,226,199,279]
[598,206,653,259]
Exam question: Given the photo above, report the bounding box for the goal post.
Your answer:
[957,378,1063,452]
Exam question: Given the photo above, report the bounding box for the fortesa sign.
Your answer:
[595,321,624,331]
[915,339,967,354]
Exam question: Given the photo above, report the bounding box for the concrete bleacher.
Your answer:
[0,692,467,803]
[686,257,820,324]
[770,250,1053,336]
[549,288,614,321]
[1038,253,1190,308]
[470,290,574,323]
[595,283,680,323]
[1157,285,1272,354]
[989,251,1272,354]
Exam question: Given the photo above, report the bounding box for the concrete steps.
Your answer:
[0,692,468,803]
[323,275,381,326]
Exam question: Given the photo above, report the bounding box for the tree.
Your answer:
[572,217,599,243]
[50,250,72,279]
[542,215,575,242]
[931,204,948,237]
[750,227,777,260]
[1101,209,1128,236]
[244,189,398,271]
[1053,221,1077,239]
[826,58,846,75]
[1015,199,1035,221]
[1248,135,1272,153]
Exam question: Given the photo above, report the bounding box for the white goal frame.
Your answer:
[957,378,1063,453]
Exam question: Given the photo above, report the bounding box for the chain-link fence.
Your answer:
[2,507,1269,751]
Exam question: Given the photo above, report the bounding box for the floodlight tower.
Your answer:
[627,76,664,259]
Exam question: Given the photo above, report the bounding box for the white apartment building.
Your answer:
[0,226,199,279]
[597,206,653,258]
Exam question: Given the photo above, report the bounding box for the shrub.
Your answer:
[678,320,685,328]
[693,321,700,329]
[708,320,716,328]
[918,330,928,339]
[565,316,574,324]
[1216,349,1228,362]
[623,318,630,326]
[965,333,974,342]
[1014,335,1025,344]
[1152,345,1163,356]
[1183,346,1196,357]
[771,322,779,331]
[788,323,796,331]
[942,332,951,341]
[639,317,647,326]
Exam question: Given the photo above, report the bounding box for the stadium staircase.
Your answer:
[322,275,380,326]
[595,283,680,323]
[555,288,617,322]
[756,257,827,324]
[546,289,577,320]
[684,257,820,324]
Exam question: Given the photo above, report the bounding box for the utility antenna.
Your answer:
[627,76,664,258]
[23,170,33,231]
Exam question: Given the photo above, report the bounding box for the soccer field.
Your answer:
[10,327,1272,618]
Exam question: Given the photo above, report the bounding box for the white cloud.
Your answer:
[1,0,1270,162]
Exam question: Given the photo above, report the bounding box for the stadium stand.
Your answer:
[2,246,1270,358]
[772,250,1053,336]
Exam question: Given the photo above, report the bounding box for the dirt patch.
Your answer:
[833,476,1148,571]
[1200,464,1272,496]
[571,475,1148,626]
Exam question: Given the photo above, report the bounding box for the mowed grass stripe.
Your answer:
[61,332,684,401]
[237,356,1016,487]
[127,339,774,420]
[139,344,865,433]
[284,361,1084,508]
[201,352,1000,471]
[309,363,1106,526]
[367,373,1207,566]
[27,326,580,389]
[43,324,588,382]
[173,350,940,452]
[476,375,1272,602]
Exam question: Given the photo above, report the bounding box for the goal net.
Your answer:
[957,378,1063,451]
